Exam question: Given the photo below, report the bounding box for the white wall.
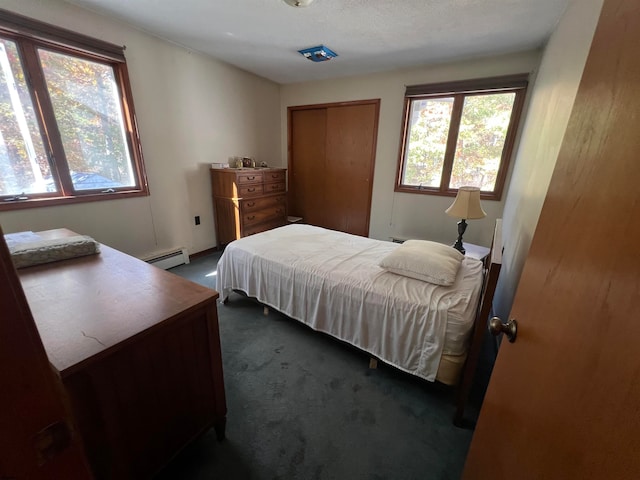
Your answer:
[493,0,604,320]
[0,0,280,258]
[280,52,541,248]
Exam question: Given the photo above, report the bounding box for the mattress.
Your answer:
[217,224,484,382]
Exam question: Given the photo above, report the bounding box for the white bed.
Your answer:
[217,224,493,384]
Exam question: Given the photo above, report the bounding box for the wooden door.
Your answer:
[288,100,379,236]
[324,102,378,236]
[289,108,327,227]
[0,227,92,479]
[463,1,640,478]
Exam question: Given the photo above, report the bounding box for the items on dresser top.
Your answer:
[210,167,287,247]
[225,156,258,168]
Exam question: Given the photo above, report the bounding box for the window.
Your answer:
[0,9,148,211]
[395,75,528,200]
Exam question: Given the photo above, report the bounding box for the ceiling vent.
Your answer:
[297,45,338,62]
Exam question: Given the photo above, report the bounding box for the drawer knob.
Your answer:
[247,215,256,220]
[247,202,255,207]
[248,188,255,192]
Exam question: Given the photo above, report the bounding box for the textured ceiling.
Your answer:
[64,0,570,84]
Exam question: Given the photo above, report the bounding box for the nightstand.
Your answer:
[462,242,490,262]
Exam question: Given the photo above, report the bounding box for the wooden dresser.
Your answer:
[210,168,287,247]
[17,229,226,479]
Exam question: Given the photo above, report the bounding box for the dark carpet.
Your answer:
[156,252,491,480]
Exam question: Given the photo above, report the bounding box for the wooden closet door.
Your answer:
[289,108,327,227]
[325,103,378,236]
[288,100,379,237]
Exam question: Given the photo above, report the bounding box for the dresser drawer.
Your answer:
[236,172,263,184]
[242,205,286,227]
[238,184,264,197]
[263,182,286,194]
[264,170,286,183]
[243,218,287,237]
[241,194,286,212]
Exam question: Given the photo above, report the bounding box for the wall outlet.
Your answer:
[194,216,200,225]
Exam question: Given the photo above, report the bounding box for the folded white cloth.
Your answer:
[9,235,100,268]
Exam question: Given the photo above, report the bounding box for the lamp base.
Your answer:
[452,239,465,255]
[452,219,467,255]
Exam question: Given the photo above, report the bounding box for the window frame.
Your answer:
[0,9,148,211]
[395,74,528,201]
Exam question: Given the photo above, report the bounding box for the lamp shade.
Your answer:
[445,186,486,220]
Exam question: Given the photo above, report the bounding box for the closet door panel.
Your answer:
[289,108,327,226]
[325,103,378,236]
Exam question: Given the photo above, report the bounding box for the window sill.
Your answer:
[0,189,149,212]
[394,185,501,201]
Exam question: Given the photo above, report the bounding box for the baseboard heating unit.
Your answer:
[143,248,190,270]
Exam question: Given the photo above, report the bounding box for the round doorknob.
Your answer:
[489,317,518,343]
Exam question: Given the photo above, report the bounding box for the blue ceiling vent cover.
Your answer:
[298,45,338,62]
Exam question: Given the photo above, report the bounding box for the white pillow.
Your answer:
[379,240,463,286]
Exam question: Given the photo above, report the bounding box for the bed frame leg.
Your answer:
[263,306,269,316]
[368,358,378,369]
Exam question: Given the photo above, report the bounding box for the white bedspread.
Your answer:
[216,224,483,381]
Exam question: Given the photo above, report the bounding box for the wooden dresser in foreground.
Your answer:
[17,229,227,479]
[210,167,287,247]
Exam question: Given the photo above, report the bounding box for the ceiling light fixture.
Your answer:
[283,0,314,7]
[298,45,338,62]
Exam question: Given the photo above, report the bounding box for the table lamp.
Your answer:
[445,186,486,254]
